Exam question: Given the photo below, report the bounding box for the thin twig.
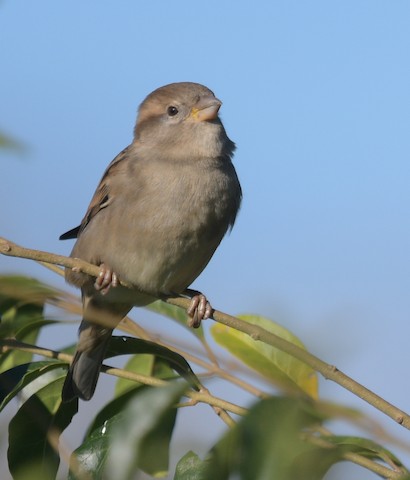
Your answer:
[0,338,247,416]
[119,317,268,398]
[37,267,247,423]
[307,434,405,479]
[1,237,410,430]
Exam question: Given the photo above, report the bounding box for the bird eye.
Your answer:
[167,106,179,116]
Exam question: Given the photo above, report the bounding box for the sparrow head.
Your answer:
[133,82,234,159]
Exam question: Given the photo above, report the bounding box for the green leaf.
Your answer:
[1,318,60,372]
[0,361,66,412]
[174,451,207,480]
[0,131,24,151]
[70,382,186,479]
[86,356,176,439]
[83,355,182,442]
[204,396,335,480]
[106,336,201,390]
[107,381,186,479]
[211,314,318,398]
[0,275,62,372]
[0,303,44,374]
[0,302,44,339]
[325,435,405,467]
[115,354,175,396]
[8,374,78,480]
[147,300,205,339]
[0,275,61,310]
[84,386,148,440]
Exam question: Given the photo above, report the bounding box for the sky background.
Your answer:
[1,1,410,479]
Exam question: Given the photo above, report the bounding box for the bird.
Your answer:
[60,82,242,402]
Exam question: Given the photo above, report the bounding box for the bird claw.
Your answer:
[94,263,119,295]
[187,293,212,328]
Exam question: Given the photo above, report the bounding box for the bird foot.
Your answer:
[94,263,119,295]
[186,291,213,328]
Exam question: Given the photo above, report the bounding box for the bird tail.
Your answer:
[62,326,112,402]
[62,293,132,402]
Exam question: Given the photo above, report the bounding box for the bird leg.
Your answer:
[94,263,119,295]
[185,289,213,328]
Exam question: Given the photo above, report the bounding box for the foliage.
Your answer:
[0,274,409,479]
[0,131,24,152]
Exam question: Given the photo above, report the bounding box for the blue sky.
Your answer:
[1,2,410,478]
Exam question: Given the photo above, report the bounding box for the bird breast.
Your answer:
[72,155,240,296]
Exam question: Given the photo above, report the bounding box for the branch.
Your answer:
[1,237,410,430]
[120,317,268,399]
[0,338,247,417]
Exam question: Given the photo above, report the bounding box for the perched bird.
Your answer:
[60,82,242,402]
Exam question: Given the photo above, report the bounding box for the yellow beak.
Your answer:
[191,96,222,121]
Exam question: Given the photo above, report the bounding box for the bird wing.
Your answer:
[59,146,130,240]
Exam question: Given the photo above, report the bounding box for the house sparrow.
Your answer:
[60,82,242,401]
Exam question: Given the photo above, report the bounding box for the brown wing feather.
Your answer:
[59,146,130,240]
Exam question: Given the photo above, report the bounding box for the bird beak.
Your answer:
[190,96,222,122]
